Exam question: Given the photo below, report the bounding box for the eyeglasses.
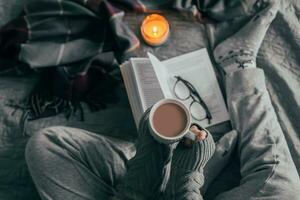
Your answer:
[173,76,212,124]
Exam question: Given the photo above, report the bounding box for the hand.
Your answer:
[191,125,207,140]
[163,126,215,199]
[183,125,207,148]
[116,108,179,199]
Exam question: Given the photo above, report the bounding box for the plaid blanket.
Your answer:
[0,0,253,120]
[0,0,149,120]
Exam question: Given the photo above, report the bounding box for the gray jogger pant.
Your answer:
[215,68,300,200]
[25,68,300,200]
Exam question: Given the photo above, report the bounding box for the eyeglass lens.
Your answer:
[174,78,208,121]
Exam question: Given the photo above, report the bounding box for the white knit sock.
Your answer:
[213,0,280,74]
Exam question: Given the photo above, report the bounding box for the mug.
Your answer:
[149,98,198,144]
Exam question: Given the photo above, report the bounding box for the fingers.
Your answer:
[183,125,207,148]
[190,125,207,141]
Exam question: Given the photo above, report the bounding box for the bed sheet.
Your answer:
[0,1,299,199]
[0,11,223,200]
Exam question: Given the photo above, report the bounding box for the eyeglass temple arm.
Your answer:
[191,91,212,120]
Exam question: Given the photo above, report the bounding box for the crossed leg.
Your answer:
[25,126,135,200]
[25,2,300,200]
[26,113,215,200]
[213,1,300,199]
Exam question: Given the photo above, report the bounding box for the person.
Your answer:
[25,1,300,200]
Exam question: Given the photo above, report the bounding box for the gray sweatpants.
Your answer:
[25,68,300,200]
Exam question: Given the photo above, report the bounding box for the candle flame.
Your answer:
[152,26,158,36]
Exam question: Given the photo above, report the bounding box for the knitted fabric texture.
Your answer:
[115,109,178,200]
[163,132,215,200]
[213,0,280,74]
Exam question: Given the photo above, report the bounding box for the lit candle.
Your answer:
[141,14,170,46]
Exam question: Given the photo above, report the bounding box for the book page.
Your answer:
[151,49,229,128]
[121,49,229,128]
[148,53,172,98]
[120,62,143,126]
[131,58,164,111]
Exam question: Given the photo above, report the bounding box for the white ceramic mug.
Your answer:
[149,98,197,144]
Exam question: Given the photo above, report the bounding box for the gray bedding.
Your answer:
[0,0,299,200]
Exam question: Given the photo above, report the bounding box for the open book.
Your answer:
[120,49,229,128]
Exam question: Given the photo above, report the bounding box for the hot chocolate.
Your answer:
[152,103,188,137]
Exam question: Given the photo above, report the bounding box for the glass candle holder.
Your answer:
[141,14,170,46]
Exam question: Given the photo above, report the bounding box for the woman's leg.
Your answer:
[25,110,184,200]
[213,1,300,199]
[25,126,135,200]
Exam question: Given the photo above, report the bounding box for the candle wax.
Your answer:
[143,21,168,39]
[141,14,169,46]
